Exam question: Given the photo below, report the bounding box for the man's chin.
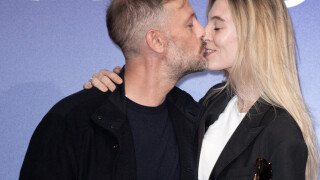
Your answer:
[197,56,209,71]
[187,60,208,74]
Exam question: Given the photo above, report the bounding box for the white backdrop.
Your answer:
[0,0,319,179]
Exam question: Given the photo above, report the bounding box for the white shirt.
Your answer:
[198,96,246,180]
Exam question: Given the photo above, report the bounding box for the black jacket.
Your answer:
[20,70,202,180]
[196,83,308,180]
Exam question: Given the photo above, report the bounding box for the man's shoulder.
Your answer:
[48,87,109,118]
[34,88,111,138]
[169,86,198,106]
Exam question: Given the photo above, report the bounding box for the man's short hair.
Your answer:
[106,0,171,59]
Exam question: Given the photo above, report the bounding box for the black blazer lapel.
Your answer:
[196,89,231,169]
[210,100,272,179]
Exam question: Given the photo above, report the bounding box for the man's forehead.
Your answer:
[164,0,192,11]
[164,0,195,19]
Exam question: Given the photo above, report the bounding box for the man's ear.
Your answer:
[146,30,166,53]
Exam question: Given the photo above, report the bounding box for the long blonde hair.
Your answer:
[206,0,319,178]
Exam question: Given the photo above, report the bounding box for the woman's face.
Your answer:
[204,0,238,71]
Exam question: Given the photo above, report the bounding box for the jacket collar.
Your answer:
[90,67,138,179]
[90,68,127,136]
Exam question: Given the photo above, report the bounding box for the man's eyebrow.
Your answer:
[210,16,225,22]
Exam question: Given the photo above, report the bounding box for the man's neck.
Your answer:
[124,59,177,107]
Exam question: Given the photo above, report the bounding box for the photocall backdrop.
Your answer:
[0,0,319,179]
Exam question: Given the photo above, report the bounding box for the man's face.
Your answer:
[163,0,207,80]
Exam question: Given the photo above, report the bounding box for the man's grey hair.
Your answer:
[106,0,172,59]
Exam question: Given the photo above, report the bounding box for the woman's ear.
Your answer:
[146,30,166,53]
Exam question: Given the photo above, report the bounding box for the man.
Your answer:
[20,0,207,179]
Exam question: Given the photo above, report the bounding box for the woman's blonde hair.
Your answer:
[206,0,319,178]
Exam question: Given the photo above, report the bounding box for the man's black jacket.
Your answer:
[20,71,202,180]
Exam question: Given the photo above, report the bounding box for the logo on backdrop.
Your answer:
[285,0,305,8]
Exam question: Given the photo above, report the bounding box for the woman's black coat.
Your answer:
[196,83,308,180]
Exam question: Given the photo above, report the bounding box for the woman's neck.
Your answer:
[235,83,260,113]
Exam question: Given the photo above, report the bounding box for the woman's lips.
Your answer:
[204,49,216,57]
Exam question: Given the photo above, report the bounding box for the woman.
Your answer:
[84,0,319,179]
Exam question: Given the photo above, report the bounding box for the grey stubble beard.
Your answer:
[165,40,208,81]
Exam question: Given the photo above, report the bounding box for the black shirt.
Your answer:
[126,97,180,180]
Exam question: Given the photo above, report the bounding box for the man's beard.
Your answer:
[165,40,207,81]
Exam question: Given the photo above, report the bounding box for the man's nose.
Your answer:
[194,20,205,39]
[198,25,205,39]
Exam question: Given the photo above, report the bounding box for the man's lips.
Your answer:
[204,48,216,57]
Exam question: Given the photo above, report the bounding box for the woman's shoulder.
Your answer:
[262,106,305,145]
[247,105,308,180]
